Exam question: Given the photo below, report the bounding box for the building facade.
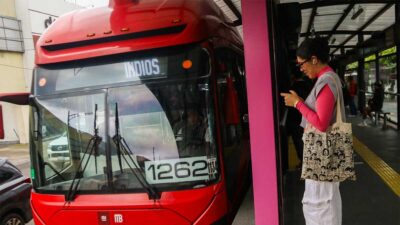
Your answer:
[0,0,80,144]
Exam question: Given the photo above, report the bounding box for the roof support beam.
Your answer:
[305,0,318,39]
[326,4,355,41]
[329,45,357,48]
[300,0,398,10]
[223,0,242,26]
[332,3,393,54]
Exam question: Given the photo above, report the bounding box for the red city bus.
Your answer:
[22,0,251,224]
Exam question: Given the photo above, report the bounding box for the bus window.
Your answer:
[35,92,108,191]
[216,49,248,148]
[216,48,250,202]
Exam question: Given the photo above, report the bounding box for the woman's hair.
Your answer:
[296,38,330,63]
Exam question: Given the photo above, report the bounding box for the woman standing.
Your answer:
[281,38,348,225]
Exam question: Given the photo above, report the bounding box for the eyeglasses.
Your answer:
[296,59,309,68]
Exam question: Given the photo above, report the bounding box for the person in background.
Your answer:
[347,76,358,117]
[358,80,384,127]
[286,65,312,167]
[173,107,210,157]
[281,38,346,225]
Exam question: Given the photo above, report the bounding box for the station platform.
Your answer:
[283,116,400,225]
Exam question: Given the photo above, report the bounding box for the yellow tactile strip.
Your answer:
[353,136,400,197]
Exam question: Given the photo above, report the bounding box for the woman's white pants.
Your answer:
[302,179,342,225]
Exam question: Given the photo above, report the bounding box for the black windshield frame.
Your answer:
[30,45,221,195]
[30,78,220,195]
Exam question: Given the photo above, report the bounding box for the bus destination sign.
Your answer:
[124,58,167,80]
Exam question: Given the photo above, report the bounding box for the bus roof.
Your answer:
[36,0,242,65]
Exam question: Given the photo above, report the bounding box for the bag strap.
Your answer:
[327,74,344,123]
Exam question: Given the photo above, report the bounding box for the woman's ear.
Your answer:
[312,57,317,65]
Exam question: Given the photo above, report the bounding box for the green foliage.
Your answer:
[379,55,396,69]
[346,61,358,70]
[346,46,397,72]
[364,54,376,62]
[379,46,396,57]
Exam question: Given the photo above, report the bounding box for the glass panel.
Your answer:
[3,18,19,29]
[382,95,397,123]
[6,40,23,52]
[35,92,108,192]
[5,29,21,40]
[0,170,14,185]
[364,61,376,94]
[379,54,397,123]
[379,55,397,94]
[0,28,5,38]
[0,39,6,50]
[35,45,210,96]
[338,4,384,31]
[364,5,395,32]
[108,80,218,190]
[0,18,3,27]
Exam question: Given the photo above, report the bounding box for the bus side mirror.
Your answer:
[0,92,30,105]
[0,93,30,139]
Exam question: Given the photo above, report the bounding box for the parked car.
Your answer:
[0,158,32,225]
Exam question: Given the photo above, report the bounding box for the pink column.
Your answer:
[241,1,279,225]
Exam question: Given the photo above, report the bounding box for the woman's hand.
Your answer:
[280,90,302,107]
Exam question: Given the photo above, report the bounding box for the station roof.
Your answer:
[218,0,397,59]
[280,0,396,56]
[212,0,242,37]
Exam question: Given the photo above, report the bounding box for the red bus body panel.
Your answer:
[35,0,242,65]
[31,183,228,225]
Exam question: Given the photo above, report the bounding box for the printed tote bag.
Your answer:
[301,77,356,182]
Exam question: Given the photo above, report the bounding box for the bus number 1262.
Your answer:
[144,156,216,184]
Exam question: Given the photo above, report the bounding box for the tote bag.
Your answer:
[301,76,356,182]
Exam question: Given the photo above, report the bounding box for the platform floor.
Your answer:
[283,116,400,225]
[232,186,255,225]
[232,115,400,225]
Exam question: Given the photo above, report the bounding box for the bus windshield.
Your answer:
[31,45,219,195]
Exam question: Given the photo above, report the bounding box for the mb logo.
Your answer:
[114,214,123,223]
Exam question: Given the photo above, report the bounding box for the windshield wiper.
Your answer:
[112,103,160,200]
[65,104,102,202]
[44,162,66,181]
